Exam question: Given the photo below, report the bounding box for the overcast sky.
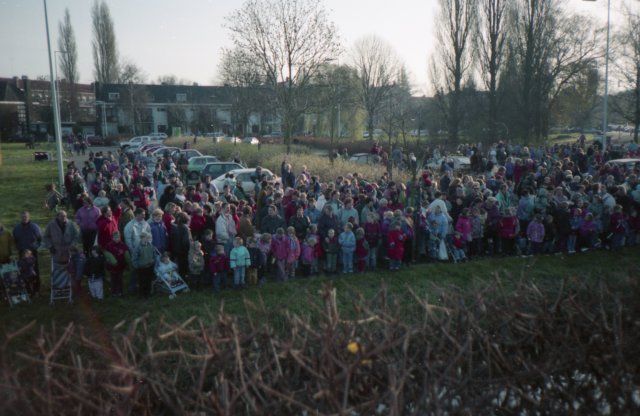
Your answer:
[0,0,626,94]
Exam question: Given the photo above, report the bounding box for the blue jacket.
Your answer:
[338,231,356,253]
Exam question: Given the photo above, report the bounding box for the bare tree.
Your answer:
[611,6,640,143]
[117,60,148,135]
[476,0,507,140]
[92,0,118,84]
[352,35,401,141]
[226,0,340,153]
[311,63,358,157]
[507,0,600,141]
[57,8,79,122]
[218,47,267,136]
[430,0,477,143]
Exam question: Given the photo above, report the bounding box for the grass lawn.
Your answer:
[0,142,638,338]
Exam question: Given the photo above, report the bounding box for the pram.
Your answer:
[152,257,190,299]
[429,235,459,264]
[50,261,73,305]
[1,261,31,307]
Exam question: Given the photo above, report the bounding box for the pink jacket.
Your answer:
[455,215,472,242]
[271,235,289,260]
[286,236,301,263]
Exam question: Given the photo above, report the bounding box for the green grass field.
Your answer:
[0,142,638,338]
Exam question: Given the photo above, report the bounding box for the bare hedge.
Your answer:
[1,275,639,415]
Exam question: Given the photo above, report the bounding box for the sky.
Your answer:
[0,0,629,95]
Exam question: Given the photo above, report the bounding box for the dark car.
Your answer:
[86,135,105,146]
[200,162,244,181]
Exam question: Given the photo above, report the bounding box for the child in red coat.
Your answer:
[209,244,229,292]
[386,222,406,271]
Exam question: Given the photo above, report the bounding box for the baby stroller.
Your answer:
[152,257,190,299]
[1,261,31,307]
[429,235,458,263]
[50,261,73,305]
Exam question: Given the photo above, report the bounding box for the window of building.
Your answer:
[176,93,187,102]
[108,92,120,101]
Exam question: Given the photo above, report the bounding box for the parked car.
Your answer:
[263,131,282,139]
[187,156,219,175]
[171,149,203,160]
[426,156,471,171]
[120,135,162,151]
[86,135,105,146]
[148,132,168,140]
[150,146,180,158]
[212,168,275,194]
[607,158,640,171]
[349,153,380,165]
[243,136,260,145]
[200,162,245,180]
[204,132,226,142]
[363,129,383,139]
[410,129,429,137]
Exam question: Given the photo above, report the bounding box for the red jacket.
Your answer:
[103,239,129,273]
[386,229,406,260]
[209,254,229,273]
[355,237,369,258]
[190,213,206,234]
[96,207,121,248]
[498,216,519,239]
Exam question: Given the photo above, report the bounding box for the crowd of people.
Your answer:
[0,137,639,302]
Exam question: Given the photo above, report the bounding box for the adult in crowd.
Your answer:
[12,211,42,293]
[96,205,121,248]
[75,196,101,254]
[123,208,151,294]
[42,210,80,266]
[170,212,192,277]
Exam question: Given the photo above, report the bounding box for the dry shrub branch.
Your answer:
[1,274,639,415]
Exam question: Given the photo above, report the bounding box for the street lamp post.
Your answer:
[43,0,65,194]
[583,0,611,155]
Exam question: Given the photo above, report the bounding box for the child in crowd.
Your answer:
[323,229,339,274]
[526,215,545,255]
[85,246,106,300]
[543,215,557,254]
[257,233,272,280]
[271,228,289,281]
[609,205,627,249]
[568,208,583,254]
[188,240,206,288]
[579,212,599,250]
[200,229,217,260]
[451,231,467,262]
[103,231,129,297]
[355,228,369,273]
[155,253,182,286]
[386,221,406,271]
[285,226,301,279]
[470,207,485,257]
[230,237,251,288]
[426,220,441,261]
[363,213,381,271]
[455,208,472,252]
[301,235,319,276]
[68,245,86,299]
[209,245,229,292]
[247,237,264,285]
[498,208,519,255]
[17,249,37,297]
[307,224,323,272]
[338,223,356,274]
